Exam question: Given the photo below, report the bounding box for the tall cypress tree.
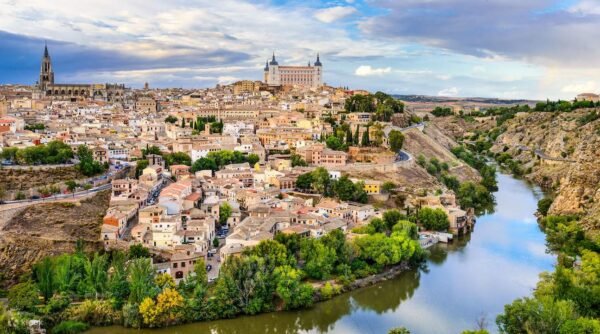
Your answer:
[354,125,360,145]
[346,128,353,145]
[361,126,370,147]
[181,118,185,128]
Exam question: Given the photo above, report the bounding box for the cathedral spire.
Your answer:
[314,53,322,67]
[269,52,278,65]
[44,41,49,58]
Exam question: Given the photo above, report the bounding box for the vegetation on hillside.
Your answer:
[344,92,404,122]
[2,227,423,332]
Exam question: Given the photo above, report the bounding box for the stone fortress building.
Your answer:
[263,53,323,89]
[37,43,126,103]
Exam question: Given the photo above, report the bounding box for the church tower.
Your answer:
[39,42,54,91]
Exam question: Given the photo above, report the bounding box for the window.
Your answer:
[181,262,186,268]
[173,263,178,268]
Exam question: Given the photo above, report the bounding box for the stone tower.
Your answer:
[39,42,54,91]
[313,53,323,87]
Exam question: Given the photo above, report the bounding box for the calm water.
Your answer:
[91,173,554,334]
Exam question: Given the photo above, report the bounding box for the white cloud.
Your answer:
[437,87,459,96]
[314,6,357,23]
[355,65,392,76]
[568,0,600,15]
[217,76,239,84]
[561,81,599,93]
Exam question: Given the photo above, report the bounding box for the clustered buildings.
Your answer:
[0,45,472,283]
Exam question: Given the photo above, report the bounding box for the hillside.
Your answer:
[402,126,481,183]
[433,110,600,235]
[492,110,600,230]
[0,191,109,287]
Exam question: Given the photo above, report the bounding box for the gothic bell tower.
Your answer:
[39,42,54,91]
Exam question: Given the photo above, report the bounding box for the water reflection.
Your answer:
[90,173,554,334]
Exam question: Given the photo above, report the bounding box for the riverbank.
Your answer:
[87,172,553,334]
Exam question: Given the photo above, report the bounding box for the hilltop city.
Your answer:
[1,42,599,334]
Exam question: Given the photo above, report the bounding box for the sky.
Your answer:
[1,0,600,100]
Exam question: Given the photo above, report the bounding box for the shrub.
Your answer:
[537,198,553,216]
[7,281,40,312]
[51,321,89,334]
[66,300,119,326]
[320,282,340,300]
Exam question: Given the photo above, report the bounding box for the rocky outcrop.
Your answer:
[0,191,109,287]
[492,111,600,232]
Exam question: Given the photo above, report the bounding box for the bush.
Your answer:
[537,198,553,216]
[51,321,89,334]
[66,300,119,326]
[320,282,340,300]
[122,303,142,329]
[7,281,40,312]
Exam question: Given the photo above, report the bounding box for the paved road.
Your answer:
[533,149,576,163]
[0,183,111,207]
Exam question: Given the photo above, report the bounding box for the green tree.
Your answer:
[311,167,331,195]
[345,127,353,145]
[538,198,553,216]
[135,159,149,177]
[361,126,370,146]
[163,152,192,167]
[247,154,260,166]
[213,237,220,248]
[393,220,419,240]
[65,180,78,195]
[497,297,578,334]
[332,175,356,201]
[417,207,449,231]
[191,157,218,172]
[128,244,150,259]
[383,209,405,231]
[35,257,55,302]
[457,181,494,211]
[326,136,345,151]
[219,202,232,226]
[354,125,360,145]
[300,238,336,280]
[108,253,130,310]
[165,115,177,123]
[290,154,308,167]
[7,281,40,312]
[382,181,396,193]
[83,253,109,299]
[274,265,314,310]
[296,172,313,190]
[77,145,104,176]
[389,328,411,334]
[128,258,156,304]
[389,130,405,152]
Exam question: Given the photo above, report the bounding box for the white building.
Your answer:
[264,53,323,88]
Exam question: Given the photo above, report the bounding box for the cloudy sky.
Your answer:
[1,0,600,99]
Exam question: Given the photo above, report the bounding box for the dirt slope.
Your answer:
[0,191,109,287]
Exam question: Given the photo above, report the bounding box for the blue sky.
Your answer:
[1,0,600,99]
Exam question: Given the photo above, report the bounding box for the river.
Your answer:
[91,173,554,334]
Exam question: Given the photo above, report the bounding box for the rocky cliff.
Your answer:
[492,111,600,232]
[433,111,600,234]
